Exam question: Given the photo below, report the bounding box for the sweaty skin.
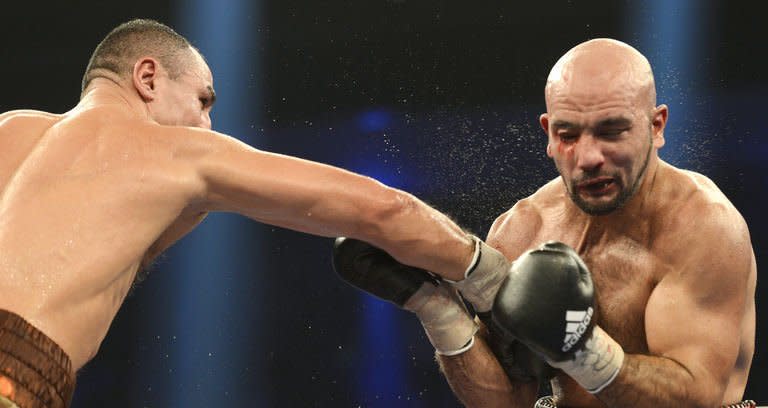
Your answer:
[438,39,755,407]
[0,45,475,372]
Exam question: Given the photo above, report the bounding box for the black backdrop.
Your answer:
[2,1,766,406]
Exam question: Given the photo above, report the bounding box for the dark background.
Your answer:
[2,1,765,407]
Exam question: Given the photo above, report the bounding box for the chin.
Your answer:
[572,194,623,216]
[579,203,620,216]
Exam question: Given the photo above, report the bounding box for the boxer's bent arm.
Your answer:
[435,202,542,407]
[176,127,472,280]
[437,324,538,408]
[596,210,753,407]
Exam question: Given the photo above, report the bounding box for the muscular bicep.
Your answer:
[158,125,477,279]
[486,198,543,260]
[644,223,753,397]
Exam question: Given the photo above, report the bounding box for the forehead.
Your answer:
[180,48,213,85]
[547,78,642,125]
[545,44,654,125]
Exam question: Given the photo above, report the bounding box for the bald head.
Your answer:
[81,19,197,94]
[540,38,668,216]
[545,38,656,113]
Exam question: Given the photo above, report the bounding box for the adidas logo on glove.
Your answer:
[562,307,593,352]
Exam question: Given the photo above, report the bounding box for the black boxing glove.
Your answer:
[333,238,478,355]
[478,311,556,384]
[492,242,624,394]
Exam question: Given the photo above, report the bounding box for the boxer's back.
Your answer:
[0,107,201,370]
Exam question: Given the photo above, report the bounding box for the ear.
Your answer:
[132,57,160,102]
[540,113,554,158]
[651,104,668,148]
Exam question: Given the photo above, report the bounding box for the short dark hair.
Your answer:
[81,19,193,92]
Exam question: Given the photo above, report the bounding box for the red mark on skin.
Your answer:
[556,141,574,156]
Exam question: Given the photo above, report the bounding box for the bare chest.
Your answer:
[533,229,658,354]
[580,241,657,353]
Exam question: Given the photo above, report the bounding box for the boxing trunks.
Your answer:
[534,396,757,408]
[0,309,75,408]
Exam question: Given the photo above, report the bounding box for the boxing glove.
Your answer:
[333,237,477,355]
[492,242,624,393]
[478,310,556,384]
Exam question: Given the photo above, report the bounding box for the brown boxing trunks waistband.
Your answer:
[534,396,758,408]
[0,309,75,408]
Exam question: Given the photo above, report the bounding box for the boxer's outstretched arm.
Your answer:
[596,207,755,407]
[172,126,473,280]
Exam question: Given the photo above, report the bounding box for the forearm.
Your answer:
[437,332,538,408]
[200,138,474,279]
[598,354,714,408]
[352,186,473,281]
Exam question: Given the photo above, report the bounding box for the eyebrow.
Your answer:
[595,117,632,128]
[551,116,632,130]
[205,85,217,106]
[551,120,577,129]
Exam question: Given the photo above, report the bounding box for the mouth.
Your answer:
[577,177,616,195]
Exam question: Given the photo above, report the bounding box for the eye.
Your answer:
[599,128,629,138]
[199,97,208,108]
[558,133,578,143]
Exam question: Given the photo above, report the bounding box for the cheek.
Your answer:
[604,145,639,175]
[183,100,200,120]
[552,142,576,163]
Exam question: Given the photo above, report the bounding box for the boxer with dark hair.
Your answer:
[0,19,512,407]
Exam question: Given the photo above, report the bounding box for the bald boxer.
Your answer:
[0,19,510,407]
[443,38,756,407]
[337,39,756,407]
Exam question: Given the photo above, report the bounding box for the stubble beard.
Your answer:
[563,132,653,216]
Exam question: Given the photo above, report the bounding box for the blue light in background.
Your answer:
[347,108,411,405]
[166,0,266,405]
[358,109,393,133]
[357,295,407,407]
[625,0,708,168]
[348,108,413,189]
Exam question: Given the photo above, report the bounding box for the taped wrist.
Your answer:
[549,326,624,394]
[450,236,510,313]
[405,282,478,356]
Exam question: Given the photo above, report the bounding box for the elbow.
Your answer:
[688,395,724,408]
[684,378,728,408]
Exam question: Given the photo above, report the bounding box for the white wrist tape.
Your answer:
[405,282,478,356]
[450,236,510,313]
[437,336,475,356]
[550,325,624,394]
[463,236,482,278]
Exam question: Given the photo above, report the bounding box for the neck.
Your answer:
[77,78,150,120]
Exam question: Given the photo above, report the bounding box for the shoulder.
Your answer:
[0,109,60,128]
[660,166,749,249]
[143,123,257,159]
[487,178,563,258]
[654,164,753,284]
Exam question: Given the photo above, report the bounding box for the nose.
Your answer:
[574,134,605,172]
[201,112,212,130]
